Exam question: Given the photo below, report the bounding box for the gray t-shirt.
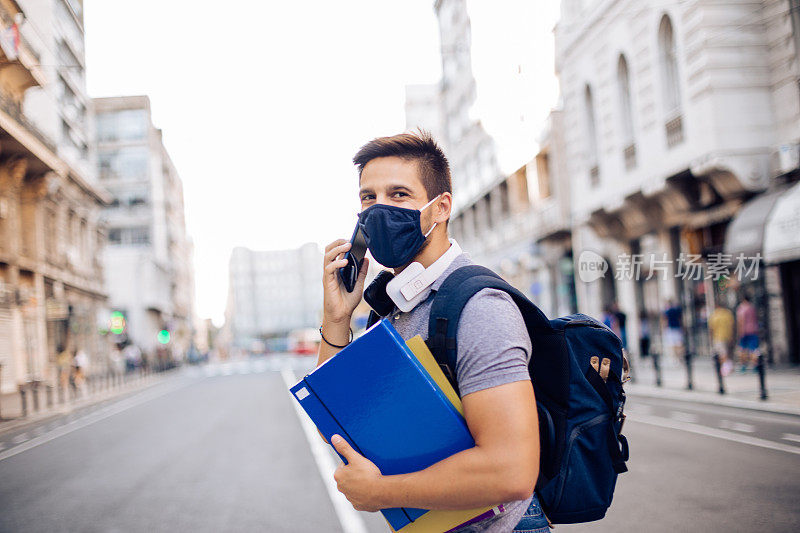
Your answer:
[389,253,532,532]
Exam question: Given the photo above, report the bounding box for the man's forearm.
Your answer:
[376,444,536,511]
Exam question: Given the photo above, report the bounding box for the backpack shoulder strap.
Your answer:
[426,265,550,395]
[366,310,382,329]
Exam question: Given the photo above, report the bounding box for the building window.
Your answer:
[98,146,149,180]
[658,14,681,114]
[535,153,552,199]
[108,228,122,244]
[129,227,149,245]
[482,194,493,229]
[617,54,636,170]
[584,84,600,186]
[96,109,148,142]
[108,226,150,246]
[499,180,510,213]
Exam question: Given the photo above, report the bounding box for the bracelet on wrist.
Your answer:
[319,325,353,349]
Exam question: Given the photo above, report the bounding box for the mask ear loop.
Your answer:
[423,222,438,238]
[420,194,441,212]
[420,194,441,238]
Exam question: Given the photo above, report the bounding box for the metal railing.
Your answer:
[665,115,684,148]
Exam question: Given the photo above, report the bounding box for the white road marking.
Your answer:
[0,379,192,463]
[12,433,28,444]
[0,443,5,452]
[719,420,755,433]
[280,365,368,533]
[629,413,800,455]
[630,397,800,424]
[669,411,698,423]
[782,433,800,443]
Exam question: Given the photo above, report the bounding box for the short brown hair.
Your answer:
[353,130,451,201]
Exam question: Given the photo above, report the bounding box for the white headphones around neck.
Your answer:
[385,239,462,312]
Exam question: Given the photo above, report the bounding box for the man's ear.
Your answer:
[434,192,452,224]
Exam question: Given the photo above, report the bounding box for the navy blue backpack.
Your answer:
[424,265,629,524]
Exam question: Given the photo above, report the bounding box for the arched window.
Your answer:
[617,54,636,169]
[658,15,681,113]
[584,84,600,185]
[617,54,634,143]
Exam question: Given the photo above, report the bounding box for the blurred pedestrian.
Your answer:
[73,348,89,396]
[663,298,684,366]
[638,311,651,358]
[602,304,620,337]
[612,302,628,351]
[109,343,125,382]
[736,294,760,372]
[708,304,734,376]
[123,343,141,373]
[56,344,72,392]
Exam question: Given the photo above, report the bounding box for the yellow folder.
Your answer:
[387,336,498,533]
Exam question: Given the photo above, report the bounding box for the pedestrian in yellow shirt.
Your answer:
[709,305,734,376]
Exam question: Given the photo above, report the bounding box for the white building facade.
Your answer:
[225,243,322,349]
[93,96,195,362]
[19,0,93,181]
[555,0,800,363]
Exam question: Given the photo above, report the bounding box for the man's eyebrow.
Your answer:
[358,187,374,196]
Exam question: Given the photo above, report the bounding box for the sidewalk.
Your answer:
[0,370,178,435]
[627,355,800,416]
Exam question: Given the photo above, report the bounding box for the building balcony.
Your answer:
[0,5,46,94]
[528,198,571,242]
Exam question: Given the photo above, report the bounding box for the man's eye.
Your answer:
[361,195,375,202]
[391,192,408,198]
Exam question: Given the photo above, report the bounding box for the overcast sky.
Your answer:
[84,1,560,325]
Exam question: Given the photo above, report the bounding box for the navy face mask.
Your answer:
[358,195,440,268]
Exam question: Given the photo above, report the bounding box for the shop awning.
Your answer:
[723,186,789,257]
[764,181,800,264]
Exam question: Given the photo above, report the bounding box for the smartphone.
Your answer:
[338,222,367,292]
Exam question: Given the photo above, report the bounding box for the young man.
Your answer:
[317,132,545,532]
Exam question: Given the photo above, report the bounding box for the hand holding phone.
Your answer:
[338,222,367,292]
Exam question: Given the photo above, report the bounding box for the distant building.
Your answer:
[224,244,322,349]
[93,95,195,361]
[1,0,110,397]
[404,0,559,310]
[406,0,501,213]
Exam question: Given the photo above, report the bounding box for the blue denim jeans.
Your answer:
[512,493,550,532]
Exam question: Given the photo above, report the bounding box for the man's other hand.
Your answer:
[322,239,369,328]
[331,434,384,512]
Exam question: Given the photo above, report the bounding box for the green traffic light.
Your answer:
[157,330,171,344]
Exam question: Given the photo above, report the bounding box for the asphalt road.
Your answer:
[0,355,798,533]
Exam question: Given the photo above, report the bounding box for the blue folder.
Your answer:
[290,319,475,530]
